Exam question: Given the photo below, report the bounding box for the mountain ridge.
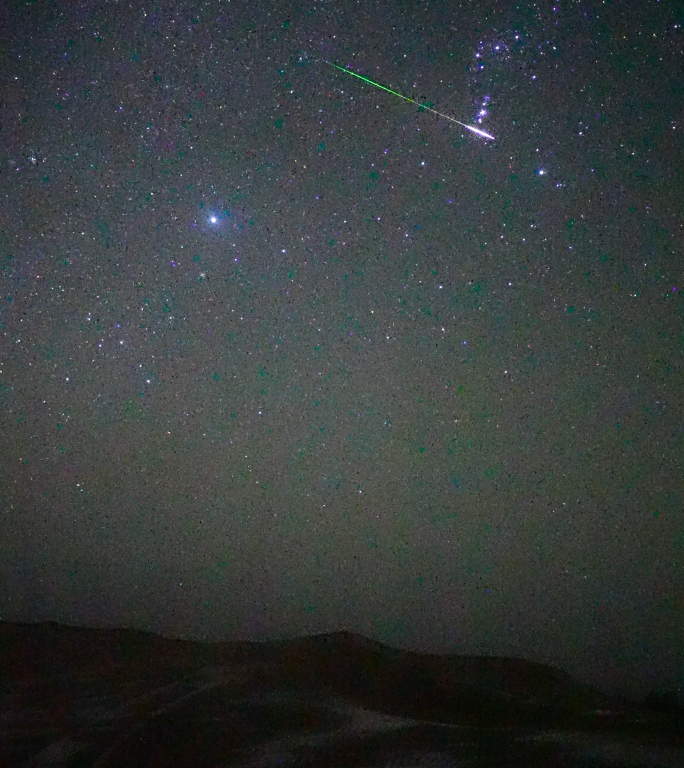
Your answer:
[2,620,680,767]
[0,618,596,717]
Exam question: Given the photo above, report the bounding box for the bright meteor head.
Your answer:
[465,125,496,141]
[326,61,495,141]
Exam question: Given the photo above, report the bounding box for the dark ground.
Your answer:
[0,621,681,767]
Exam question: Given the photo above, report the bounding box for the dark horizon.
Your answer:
[5,616,681,767]
[0,617,637,703]
[0,615,679,704]
[1,0,682,709]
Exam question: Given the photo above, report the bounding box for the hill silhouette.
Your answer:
[0,621,680,767]
[266,630,591,724]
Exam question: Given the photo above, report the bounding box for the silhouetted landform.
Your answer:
[267,630,595,722]
[0,621,681,767]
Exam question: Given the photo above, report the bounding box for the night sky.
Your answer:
[1,0,682,699]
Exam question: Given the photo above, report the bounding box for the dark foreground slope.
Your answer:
[0,621,680,767]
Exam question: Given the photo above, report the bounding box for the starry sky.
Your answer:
[1,0,682,699]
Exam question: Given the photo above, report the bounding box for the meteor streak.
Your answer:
[326,61,495,141]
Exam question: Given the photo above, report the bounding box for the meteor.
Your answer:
[326,61,495,141]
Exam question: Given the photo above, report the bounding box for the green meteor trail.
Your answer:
[326,61,495,141]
